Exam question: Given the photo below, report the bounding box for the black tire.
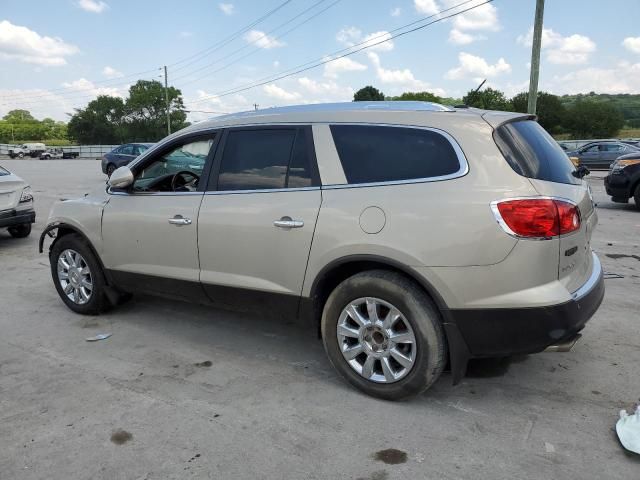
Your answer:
[8,223,31,238]
[50,233,110,315]
[634,183,640,211]
[321,270,447,400]
[106,164,116,177]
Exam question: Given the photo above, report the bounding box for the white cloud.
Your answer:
[297,77,354,100]
[391,7,401,17]
[62,78,124,98]
[263,83,301,101]
[451,1,499,32]
[102,66,122,78]
[0,20,79,66]
[448,28,485,45]
[76,0,109,13]
[323,56,367,78]
[547,61,640,95]
[414,0,439,15]
[622,37,640,54]
[336,27,394,51]
[243,30,285,49]
[368,52,446,96]
[219,3,235,15]
[445,52,511,80]
[517,27,596,65]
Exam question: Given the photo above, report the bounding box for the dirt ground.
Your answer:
[1,159,639,479]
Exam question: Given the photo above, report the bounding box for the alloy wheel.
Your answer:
[57,249,93,305]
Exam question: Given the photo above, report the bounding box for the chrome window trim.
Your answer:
[572,252,602,299]
[321,123,469,189]
[107,188,203,196]
[490,196,580,241]
[205,186,320,195]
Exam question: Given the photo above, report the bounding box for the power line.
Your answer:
[185,0,494,107]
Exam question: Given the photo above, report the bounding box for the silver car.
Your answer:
[40,102,604,400]
[0,164,35,237]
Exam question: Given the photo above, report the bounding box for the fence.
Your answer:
[0,144,118,158]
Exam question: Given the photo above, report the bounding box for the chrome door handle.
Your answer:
[274,216,304,229]
[168,215,192,226]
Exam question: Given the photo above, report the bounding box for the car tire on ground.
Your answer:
[321,270,447,400]
[106,164,116,177]
[634,183,640,211]
[50,233,110,315]
[18,152,24,158]
[8,223,31,238]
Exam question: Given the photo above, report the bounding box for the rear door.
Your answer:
[493,120,596,293]
[197,126,321,315]
[579,144,601,167]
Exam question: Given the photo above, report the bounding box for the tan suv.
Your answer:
[40,102,605,400]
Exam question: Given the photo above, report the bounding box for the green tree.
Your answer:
[124,80,188,141]
[390,91,442,102]
[563,101,625,139]
[67,95,126,144]
[3,109,35,123]
[353,85,385,101]
[462,87,511,110]
[511,91,566,133]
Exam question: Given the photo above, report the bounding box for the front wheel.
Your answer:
[50,234,110,314]
[8,223,31,238]
[321,270,446,400]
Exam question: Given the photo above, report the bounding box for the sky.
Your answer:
[1,0,639,122]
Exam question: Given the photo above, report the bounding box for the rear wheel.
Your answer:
[50,234,110,314]
[8,223,31,238]
[106,164,116,177]
[321,270,446,400]
[634,183,640,211]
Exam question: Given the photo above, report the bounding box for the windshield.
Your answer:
[494,120,581,185]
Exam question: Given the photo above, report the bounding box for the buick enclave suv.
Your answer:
[40,102,604,400]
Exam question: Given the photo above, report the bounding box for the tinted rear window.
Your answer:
[330,125,461,184]
[494,120,580,185]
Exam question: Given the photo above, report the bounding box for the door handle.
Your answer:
[274,216,304,229]
[168,215,192,226]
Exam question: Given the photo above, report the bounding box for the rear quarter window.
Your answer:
[494,120,580,185]
[330,125,462,184]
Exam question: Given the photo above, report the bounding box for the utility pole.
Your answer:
[164,65,171,135]
[253,103,259,111]
[527,0,545,114]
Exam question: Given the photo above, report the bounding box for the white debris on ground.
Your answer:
[616,406,640,455]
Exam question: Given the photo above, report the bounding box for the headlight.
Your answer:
[20,186,33,203]
[612,158,640,172]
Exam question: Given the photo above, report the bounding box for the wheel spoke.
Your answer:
[343,344,363,360]
[366,298,380,323]
[80,266,90,275]
[383,308,401,329]
[380,357,396,382]
[390,348,413,369]
[80,288,90,302]
[63,282,74,294]
[361,355,376,379]
[58,257,70,270]
[66,251,76,267]
[347,304,368,327]
[337,324,359,338]
[73,288,81,303]
[389,331,414,345]
[58,270,69,280]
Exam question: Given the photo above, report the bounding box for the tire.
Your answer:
[321,270,446,400]
[634,183,640,211]
[8,223,31,238]
[106,164,116,177]
[18,152,24,159]
[50,233,110,315]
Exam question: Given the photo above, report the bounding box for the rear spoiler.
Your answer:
[481,111,536,129]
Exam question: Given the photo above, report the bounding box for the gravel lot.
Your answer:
[1,158,639,479]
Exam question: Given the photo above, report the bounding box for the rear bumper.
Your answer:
[0,208,36,228]
[446,252,604,358]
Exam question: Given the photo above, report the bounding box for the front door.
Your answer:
[197,126,321,316]
[101,134,218,301]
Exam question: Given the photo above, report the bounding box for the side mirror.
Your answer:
[108,166,134,189]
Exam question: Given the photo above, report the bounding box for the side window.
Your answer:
[330,125,461,184]
[217,129,308,191]
[583,145,599,153]
[133,137,214,192]
[120,145,134,155]
[132,145,142,156]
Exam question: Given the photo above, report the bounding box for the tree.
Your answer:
[462,87,511,111]
[3,109,35,123]
[390,91,442,102]
[353,86,385,101]
[563,101,625,139]
[124,80,188,141]
[67,95,126,144]
[511,91,566,133]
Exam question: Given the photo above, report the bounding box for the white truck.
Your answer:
[8,143,46,158]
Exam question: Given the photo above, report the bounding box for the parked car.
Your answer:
[0,164,35,237]
[566,141,640,169]
[101,143,154,176]
[8,143,46,159]
[604,152,640,209]
[40,102,604,400]
[40,148,64,160]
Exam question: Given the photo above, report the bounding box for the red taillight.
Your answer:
[493,198,580,238]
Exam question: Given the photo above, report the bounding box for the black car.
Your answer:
[101,143,154,176]
[604,152,640,209]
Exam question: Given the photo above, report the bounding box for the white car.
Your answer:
[0,164,35,237]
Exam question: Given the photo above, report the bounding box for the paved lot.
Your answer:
[1,159,639,479]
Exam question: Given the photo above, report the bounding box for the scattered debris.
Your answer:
[617,406,640,455]
[545,442,556,453]
[194,360,212,367]
[606,253,640,262]
[373,449,407,465]
[110,429,133,445]
[85,333,112,342]
[604,272,625,280]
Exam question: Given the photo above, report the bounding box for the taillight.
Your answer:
[492,198,580,239]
